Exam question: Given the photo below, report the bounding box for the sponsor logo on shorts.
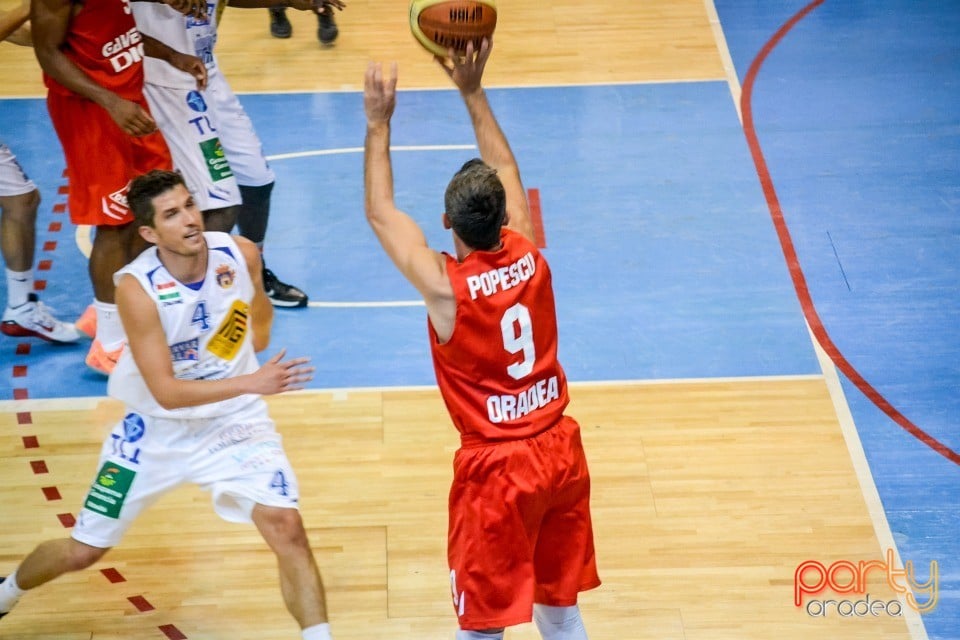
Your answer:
[186,90,208,112]
[84,462,136,519]
[122,413,146,443]
[200,137,233,182]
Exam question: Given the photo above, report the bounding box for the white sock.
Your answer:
[6,269,33,308]
[93,300,125,351]
[533,604,588,640]
[0,569,26,613]
[456,630,504,640]
[302,623,332,640]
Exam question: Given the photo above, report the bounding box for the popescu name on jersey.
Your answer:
[466,251,536,300]
[102,27,143,73]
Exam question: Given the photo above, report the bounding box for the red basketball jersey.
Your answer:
[430,228,570,446]
[44,0,145,100]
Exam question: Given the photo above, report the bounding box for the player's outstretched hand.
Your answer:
[251,348,315,395]
[364,61,398,125]
[435,37,491,95]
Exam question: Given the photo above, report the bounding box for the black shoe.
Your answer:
[269,6,292,39]
[316,7,338,45]
[262,267,308,308]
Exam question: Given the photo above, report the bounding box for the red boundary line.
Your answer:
[6,177,189,638]
[740,0,959,465]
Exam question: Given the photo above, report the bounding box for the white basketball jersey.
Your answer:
[108,232,261,419]
[133,0,223,89]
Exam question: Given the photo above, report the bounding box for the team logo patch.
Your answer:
[216,264,235,289]
[155,280,182,305]
[101,184,130,221]
[170,338,200,362]
[84,462,137,519]
[186,90,208,112]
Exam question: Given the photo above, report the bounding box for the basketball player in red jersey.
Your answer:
[31,0,204,374]
[363,40,600,640]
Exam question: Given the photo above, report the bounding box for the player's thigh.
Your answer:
[205,73,274,186]
[72,412,189,549]
[143,83,241,210]
[0,142,36,198]
[190,401,300,524]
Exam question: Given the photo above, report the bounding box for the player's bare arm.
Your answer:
[116,274,311,408]
[363,62,453,307]
[236,235,273,353]
[31,0,158,137]
[0,2,30,44]
[437,39,535,243]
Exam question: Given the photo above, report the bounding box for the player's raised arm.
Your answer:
[436,39,534,243]
[363,62,451,303]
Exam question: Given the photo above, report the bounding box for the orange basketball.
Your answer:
[409,0,497,58]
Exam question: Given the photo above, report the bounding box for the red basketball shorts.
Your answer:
[47,92,172,226]
[447,415,601,630]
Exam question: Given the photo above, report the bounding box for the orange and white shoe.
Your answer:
[86,339,123,376]
[75,304,97,339]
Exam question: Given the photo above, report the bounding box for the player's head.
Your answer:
[128,170,192,228]
[444,158,506,250]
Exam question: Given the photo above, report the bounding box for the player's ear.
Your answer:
[442,212,452,229]
[138,224,158,245]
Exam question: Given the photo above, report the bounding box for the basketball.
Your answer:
[409,0,498,58]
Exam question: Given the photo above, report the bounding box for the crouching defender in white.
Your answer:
[0,170,334,640]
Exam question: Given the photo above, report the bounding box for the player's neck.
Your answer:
[158,239,209,285]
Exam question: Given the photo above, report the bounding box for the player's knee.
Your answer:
[66,539,110,572]
[256,506,309,551]
[0,189,40,223]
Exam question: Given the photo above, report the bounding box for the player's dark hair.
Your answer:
[444,158,506,250]
[128,169,188,228]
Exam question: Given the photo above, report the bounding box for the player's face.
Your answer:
[144,184,205,255]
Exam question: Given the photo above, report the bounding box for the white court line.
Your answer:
[0,373,826,413]
[265,143,475,161]
[703,1,928,636]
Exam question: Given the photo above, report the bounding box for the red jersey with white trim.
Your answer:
[44,0,145,100]
[430,228,570,446]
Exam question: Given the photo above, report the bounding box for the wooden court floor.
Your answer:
[0,0,920,638]
[1,378,915,639]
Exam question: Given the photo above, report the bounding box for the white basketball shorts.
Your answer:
[0,142,36,197]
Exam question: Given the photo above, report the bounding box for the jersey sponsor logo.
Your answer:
[215,264,235,289]
[185,90,208,112]
[206,298,249,361]
[170,337,200,362]
[84,462,137,519]
[102,28,144,73]
[486,375,560,424]
[122,413,146,443]
[466,251,536,300]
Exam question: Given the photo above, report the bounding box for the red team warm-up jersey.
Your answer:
[43,0,145,100]
[430,228,570,446]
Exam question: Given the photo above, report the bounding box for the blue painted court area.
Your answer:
[0,81,818,397]
[1,2,957,634]
[717,1,959,637]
